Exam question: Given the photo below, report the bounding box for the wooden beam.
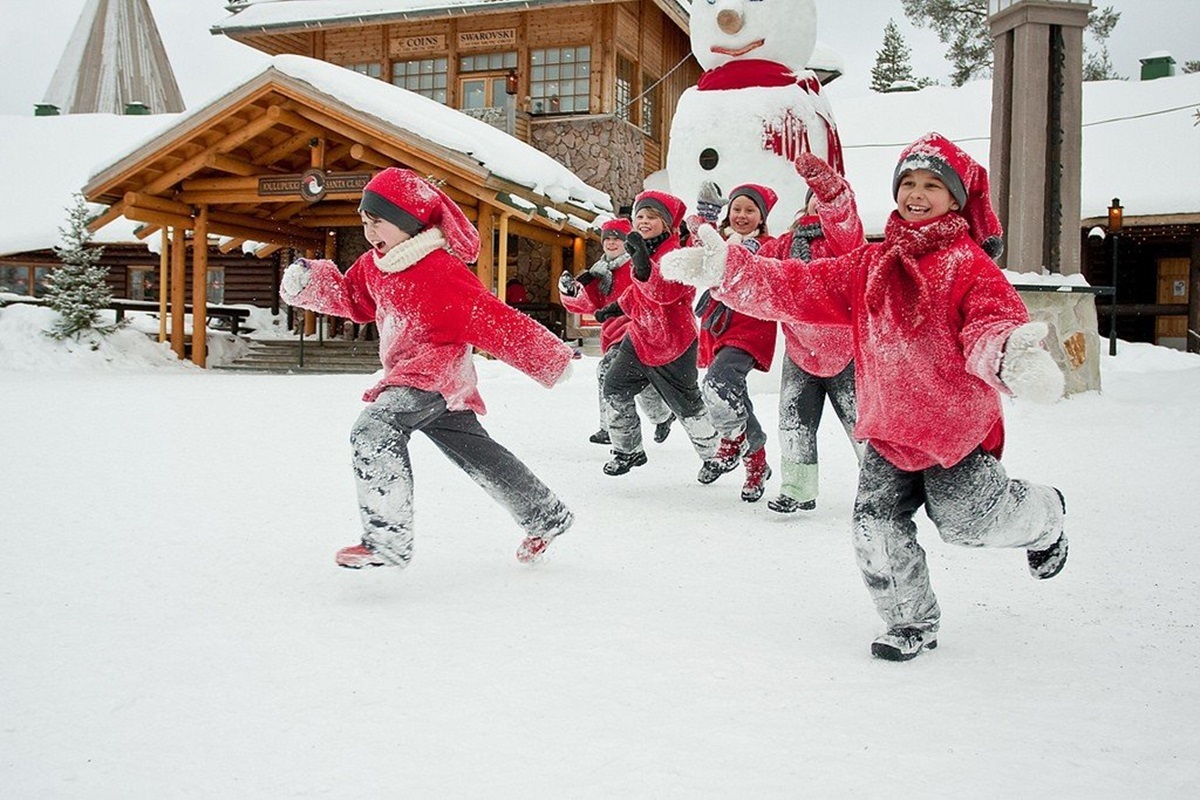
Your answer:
[496,213,510,301]
[206,153,279,177]
[175,189,365,206]
[192,207,209,368]
[254,243,282,258]
[350,143,393,168]
[158,228,169,343]
[218,237,247,254]
[170,226,187,359]
[256,130,314,165]
[144,107,285,195]
[86,200,128,234]
[124,192,193,218]
[179,175,261,193]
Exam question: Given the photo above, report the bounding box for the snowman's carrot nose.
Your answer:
[717,9,744,35]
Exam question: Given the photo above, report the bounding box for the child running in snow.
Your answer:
[755,167,867,514]
[595,190,724,481]
[280,167,576,569]
[662,133,1069,661]
[557,218,675,447]
[693,183,781,502]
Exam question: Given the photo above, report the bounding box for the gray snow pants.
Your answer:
[701,346,766,451]
[596,345,673,430]
[777,358,863,503]
[350,386,572,566]
[853,444,1064,633]
[601,338,718,459]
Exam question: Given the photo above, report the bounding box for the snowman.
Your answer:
[666,0,844,233]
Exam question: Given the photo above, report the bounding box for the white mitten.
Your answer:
[1000,322,1064,404]
[557,269,577,297]
[281,259,312,302]
[659,224,730,288]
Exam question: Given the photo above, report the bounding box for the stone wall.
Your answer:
[530,114,644,213]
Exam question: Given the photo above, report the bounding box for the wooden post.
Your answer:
[572,236,587,277]
[477,210,495,293]
[170,226,187,359]
[496,214,510,301]
[549,241,564,302]
[304,246,317,336]
[192,207,209,367]
[158,228,169,343]
[1190,232,1200,354]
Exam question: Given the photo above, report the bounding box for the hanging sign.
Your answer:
[258,170,374,202]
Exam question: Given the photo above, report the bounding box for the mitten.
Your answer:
[795,152,849,204]
[557,270,577,297]
[593,300,624,322]
[281,258,312,302]
[625,232,653,281]
[1000,322,1064,404]
[659,224,730,289]
[575,271,598,287]
[696,180,726,224]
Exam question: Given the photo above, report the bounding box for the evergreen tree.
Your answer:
[1083,7,1123,81]
[901,0,992,87]
[871,20,916,92]
[44,193,121,342]
[1182,60,1200,74]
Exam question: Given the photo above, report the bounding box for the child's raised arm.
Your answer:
[280,257,376,323]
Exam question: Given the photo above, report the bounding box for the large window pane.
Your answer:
[530,46,590,116]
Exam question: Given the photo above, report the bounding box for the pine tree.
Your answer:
[1083,7,1123,81]
[1182,60,1200,74]
[901,0,992,87]
[871,20,916,92]
[44,193,121,342]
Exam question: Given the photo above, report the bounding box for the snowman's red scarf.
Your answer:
[695,59,845,175]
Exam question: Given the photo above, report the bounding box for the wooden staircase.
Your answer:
[214,339,380,374]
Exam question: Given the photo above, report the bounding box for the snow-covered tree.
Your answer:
[1183,60,1200,74]
[1083,7,1123,81]
[43,194,121,342]
[904,1,1122,86]
[871,19,935,93]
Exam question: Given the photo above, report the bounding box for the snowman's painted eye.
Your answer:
[699,148,719,171]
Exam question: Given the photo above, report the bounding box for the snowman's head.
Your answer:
[690,0,817,72]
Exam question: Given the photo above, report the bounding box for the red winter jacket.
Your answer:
[714,212,1025,472]
[616,232,699,367]
[757,191,865,377]
[697,233,777,371]
[559,254,634,353]
[286,229,574,414]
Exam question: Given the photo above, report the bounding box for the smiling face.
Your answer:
[895,169,960,223]
[726,195,764,236]
[690,0,817,71]
[633,208,667,238]
[602,236,626,257]
[361,211,412,255]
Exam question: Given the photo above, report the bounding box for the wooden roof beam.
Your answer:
[142,106,289,195]
[206,153,285,177]
[86,200,129,233]
[257,130,316,165]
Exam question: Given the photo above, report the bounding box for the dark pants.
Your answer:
[776,358,862,502]
[701,346,766,451]
[350,387,571,566]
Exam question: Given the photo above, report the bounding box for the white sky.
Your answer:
[0,0,1195,115]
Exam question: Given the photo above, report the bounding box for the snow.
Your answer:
[3,302,1200,796]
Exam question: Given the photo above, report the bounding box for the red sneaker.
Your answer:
[516,535,552,564]
[335,544,391,569]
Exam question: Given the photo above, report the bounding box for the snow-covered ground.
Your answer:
[2,303,1199,797]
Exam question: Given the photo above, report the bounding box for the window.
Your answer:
[616,56,634,123]
[640,71,659,139]
[392,58,448,102]
[530,46,591,115]
[345,62,382,79]
[128,268,159,301]
[207,268,225,305]
[459,52,517,73]
[0,265,51,297]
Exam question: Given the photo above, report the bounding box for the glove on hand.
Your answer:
[1000,322,1064,404]
[575,271,598,287]
[593,301,624,322]
[625,232,653,281]
[659,224,730,289]
[557,270,577,297]
[695,180,726,224]
[795,152,849,204]
[281,258,312,301]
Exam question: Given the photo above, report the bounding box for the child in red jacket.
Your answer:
[281,167,576,569]
[694,183,781,501]
[558,218,675,446]
[755,169,867,514]
[596,190,722,480]
[662,134,1068,661]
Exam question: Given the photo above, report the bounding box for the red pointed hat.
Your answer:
[728,183,779,220]
[633,190,687,230]
[359,167,480,260]
[600,218,633,239]
[892,132,1004,259]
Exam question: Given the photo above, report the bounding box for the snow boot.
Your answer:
[871,627,938,662]
[589,429,611,445]
[335,543,392,569]
[741,447,772,502]
[698,434,746,484]
[1028,489,1068,579]
[653,413,676,444]
[767,495,816,513]
[604,449,648,476]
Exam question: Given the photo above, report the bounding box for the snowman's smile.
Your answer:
[712,39,764,58]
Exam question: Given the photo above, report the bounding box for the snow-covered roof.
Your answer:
[212,0,690,34]
[3,69,1197,257]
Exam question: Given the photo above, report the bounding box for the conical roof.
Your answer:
[42,0,184,114]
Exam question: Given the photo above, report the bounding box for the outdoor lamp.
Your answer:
[506,70,519,96]
[1108,198,1123,232]
[1106,198,1123,356]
